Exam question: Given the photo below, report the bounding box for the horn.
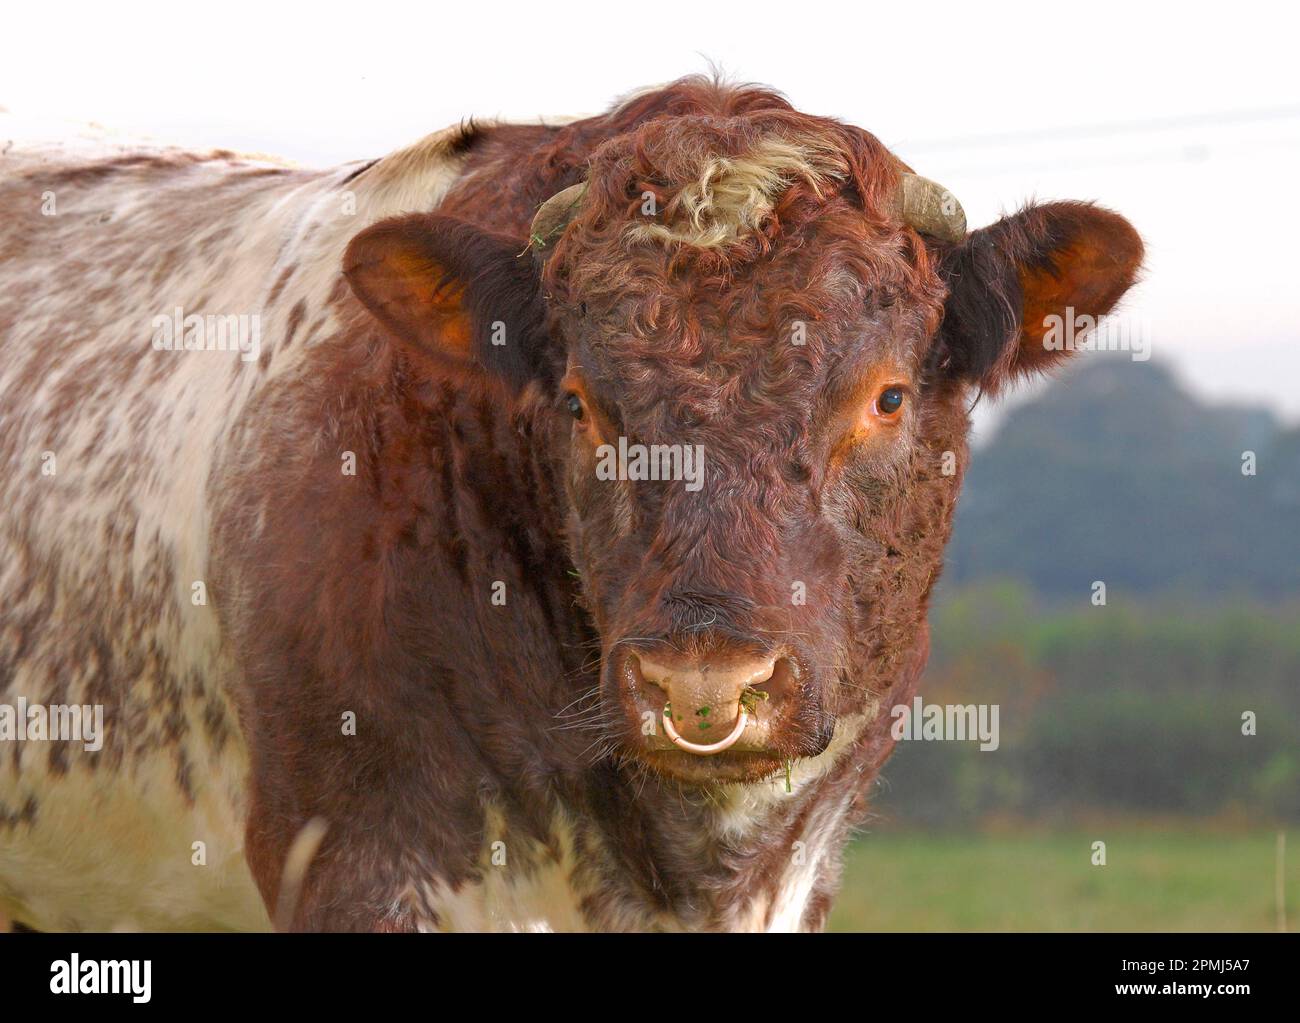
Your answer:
[529,181,587,253]
[896,173,967,244]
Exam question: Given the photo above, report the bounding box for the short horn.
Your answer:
[529,181,587,253]
[896,173,966,243]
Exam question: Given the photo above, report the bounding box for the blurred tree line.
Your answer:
[877,359,1299,826]
[877,582,1300,826]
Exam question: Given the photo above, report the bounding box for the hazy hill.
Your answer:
[946,357,1300,600]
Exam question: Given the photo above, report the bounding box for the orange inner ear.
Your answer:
[344,220,482,362]
[390,251,474,357]
[1017,236,1133,376]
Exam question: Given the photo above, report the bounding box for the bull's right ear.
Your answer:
[342,214,551,389]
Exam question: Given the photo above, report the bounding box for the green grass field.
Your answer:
[828,829,1294,932]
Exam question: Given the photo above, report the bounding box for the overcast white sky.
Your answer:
[5,0,1297,433]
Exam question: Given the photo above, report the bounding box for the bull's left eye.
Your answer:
[564,392,585,421]
[874,386,905,417]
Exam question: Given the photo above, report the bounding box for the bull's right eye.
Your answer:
[564,392,585,421]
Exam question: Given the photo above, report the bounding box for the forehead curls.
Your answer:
[543,112,942,310]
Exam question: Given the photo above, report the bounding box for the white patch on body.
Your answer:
[0,113,475,932]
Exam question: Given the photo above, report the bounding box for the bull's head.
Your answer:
[344,104,1142,786]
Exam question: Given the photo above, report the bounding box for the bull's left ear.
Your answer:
[933,202,1143,393]
[343,214,552,390]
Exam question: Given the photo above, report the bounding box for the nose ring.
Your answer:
[662,706,748,755]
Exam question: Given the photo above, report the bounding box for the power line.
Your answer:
[898,103,1300,153]
[937,134,1300,178]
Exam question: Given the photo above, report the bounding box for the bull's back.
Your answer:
[0,133,301,929]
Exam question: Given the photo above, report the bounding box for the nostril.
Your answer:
[757,656,796,701]
[738,657,777,689]
[634,654,665,689]
[739,656,797,709]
